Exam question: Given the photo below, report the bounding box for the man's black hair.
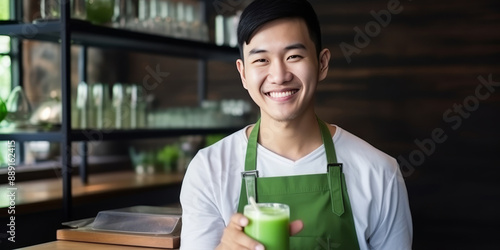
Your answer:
[237,0,322,60]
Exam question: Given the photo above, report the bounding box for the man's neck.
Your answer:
[251,113,324,161]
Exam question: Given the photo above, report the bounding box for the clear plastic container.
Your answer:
[92,205,182,234]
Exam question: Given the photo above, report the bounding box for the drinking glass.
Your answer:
[189,1,208,42]
[244,203,290,250]
[158,0,175,36]
[137,0,151,30]
[40,0,60,20]
[90,83,111,129]
[75,81,89,128]
[72,0,87,20]
[149,0,162,33]
[174,1,188,38]
[112,83,132,129]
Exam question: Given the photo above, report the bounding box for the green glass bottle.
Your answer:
[86,0,115,25]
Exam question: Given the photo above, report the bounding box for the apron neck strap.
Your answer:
[244,119,260,171]
[317,116,338,165]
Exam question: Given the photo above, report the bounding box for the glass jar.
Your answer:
[40,0,60,20]
[72,0,87,20]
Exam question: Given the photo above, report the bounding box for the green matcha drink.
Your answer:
[244,203,290,250]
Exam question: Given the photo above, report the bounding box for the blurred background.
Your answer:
[0,0,499,249]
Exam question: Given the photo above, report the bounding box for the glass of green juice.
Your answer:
[244,203,290,250]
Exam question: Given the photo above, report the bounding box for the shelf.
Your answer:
[0,20,61,39]
[0,127,240,142]
[0,129,62,141]
[71,127,241,141]
[0,20,240,62]
[1,9,241,220]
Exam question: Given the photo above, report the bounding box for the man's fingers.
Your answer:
[218,213,264,250]
[290,220,304,235]
[229,213,249,228]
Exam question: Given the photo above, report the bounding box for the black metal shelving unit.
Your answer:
[0,2,240,220]
[0,20,238,61]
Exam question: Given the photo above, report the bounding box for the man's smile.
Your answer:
[265,89,299,98]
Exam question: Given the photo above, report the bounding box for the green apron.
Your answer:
[237,118,360,250]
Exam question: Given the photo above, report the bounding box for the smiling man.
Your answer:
[179,1,413,249]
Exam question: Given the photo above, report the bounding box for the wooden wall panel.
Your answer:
[309,0,500,248]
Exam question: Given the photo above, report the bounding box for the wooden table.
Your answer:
[0,171,185,215]
[17,240,179,250]
[55,228,180,249]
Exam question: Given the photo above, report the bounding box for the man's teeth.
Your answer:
[268,91,296,98]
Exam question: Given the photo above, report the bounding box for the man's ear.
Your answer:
[318,48,331,81]
[236,59,248,89]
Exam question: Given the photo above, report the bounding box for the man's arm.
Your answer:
[369,166,413,249]
[180,154,226,249]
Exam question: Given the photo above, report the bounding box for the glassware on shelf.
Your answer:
[4,86,33,128]
[113,83,134,129]
[90,83,111,129]
[112,83,124,129]
[75,81,89,128]
[158,0,175,36]
[29,99,62,130]
[112,0,136,28]
[40,0,60,20]
[146,99,254,129]
[128,84,147,129]
[149,0,161,33]
[125,0,140,30]
[189,1,208,42]
[215,14,224,46]
[215,11,241,47]
[86,0,115,25]
[104,0,209,42]
[136,0,151,30]
[184,2,194,38]
[112,0,125,28]
[72,0,87,20]
[173,1,188,38]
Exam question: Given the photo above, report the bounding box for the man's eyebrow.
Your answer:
[248,48,267,56]
[285,43,306,51]
[247,43,307,56]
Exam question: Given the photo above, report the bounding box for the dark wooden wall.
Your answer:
[310,0,500,248]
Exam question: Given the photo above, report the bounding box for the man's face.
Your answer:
[236,18,330,123]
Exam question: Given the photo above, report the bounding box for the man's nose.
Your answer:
[268,61,292,84]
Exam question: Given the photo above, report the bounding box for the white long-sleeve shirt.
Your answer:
[180,125,413,250]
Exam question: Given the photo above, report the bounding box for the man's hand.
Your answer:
[216,213,304,250]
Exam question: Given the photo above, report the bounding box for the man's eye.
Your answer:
[253,59,267,63]
[288,55,302,60]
